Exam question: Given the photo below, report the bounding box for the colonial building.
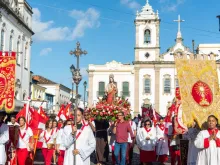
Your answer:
[87,1,220,116]
[0,0,34,111]
[32,75,71,114]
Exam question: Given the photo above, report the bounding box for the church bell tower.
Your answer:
[134,0,160,61]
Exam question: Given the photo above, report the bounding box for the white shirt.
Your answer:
[17,126,33,149]
[40,130,55,148]
[56,129,66,150]
[7,122,19,126]
[52,127,59,139]
[128,121,136,143]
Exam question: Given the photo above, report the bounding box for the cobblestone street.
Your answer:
[34,145,171,165]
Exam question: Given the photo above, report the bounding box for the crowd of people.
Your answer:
[0,109,220,165]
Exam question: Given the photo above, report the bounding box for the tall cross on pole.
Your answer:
[69,41,87,165]
[174,15,185,38]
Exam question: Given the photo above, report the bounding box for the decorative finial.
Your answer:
[136,10,139,16]
[146,0,149,5]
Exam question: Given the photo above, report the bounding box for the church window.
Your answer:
[9,35,13,52]
[0,29,5,51]
[98,82,105,96]
[163,75,171,94]
[144,29,151,43]
[145,52,150,59]
[24,43,28,68]
[175,78,179,88]
[17,40,20,64]
[144,78,151,94]
[122,82,129,97]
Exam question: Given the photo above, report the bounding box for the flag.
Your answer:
[37,106,49,129]
[56,104,65,121]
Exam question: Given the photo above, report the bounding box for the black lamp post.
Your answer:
[69,42,87,165]
[217,15,220,31]
[83,81,87,109]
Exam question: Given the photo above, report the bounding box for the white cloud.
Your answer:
[160,0,185,12]
[40,48,52,56]
[120,0,141,11]
[32,8,100,41]
[69,8,100,40]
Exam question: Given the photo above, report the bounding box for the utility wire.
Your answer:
[29,1,220,36]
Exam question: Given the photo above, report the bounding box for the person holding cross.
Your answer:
[63,108,96,165]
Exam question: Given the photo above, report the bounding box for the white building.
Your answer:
[0,0,34,111]
[88,1,220,117]
[32,75,71,114]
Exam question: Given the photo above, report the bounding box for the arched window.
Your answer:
[163,75,171,94]
[9,35,13,52]
[144,29,151,43]
[0,29,5,51]
[175,78,179,88]
[23,92,26,100]
[98,82,105,96]
[17,41,20,64]
[24,43,28,68]
[144,78,151,94]
[122,82,129,97]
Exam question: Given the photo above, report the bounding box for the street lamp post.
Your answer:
[217,15,220,31]
[69,41,87,165]
[83,81,87,109]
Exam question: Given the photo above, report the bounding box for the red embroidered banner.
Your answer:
[0,51,16,112]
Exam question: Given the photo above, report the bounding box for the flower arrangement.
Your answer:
[87,97,132,121]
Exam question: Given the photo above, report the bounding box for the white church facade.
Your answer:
[87,1,220,116]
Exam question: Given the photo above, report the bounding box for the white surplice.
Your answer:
[194,130,220,165]
[136,127,156,151]
[0,123,9,164]
[56,128,66,150]
[156,125,169,155]
[184,128,200,165]
[63,125,96,165]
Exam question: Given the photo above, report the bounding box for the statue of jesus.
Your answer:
[105,74,118,105]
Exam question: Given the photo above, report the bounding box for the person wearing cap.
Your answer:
[0,111,9,165]
[63,108,96,165]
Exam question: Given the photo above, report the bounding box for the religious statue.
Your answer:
[105,74,118,105]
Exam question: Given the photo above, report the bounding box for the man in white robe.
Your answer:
[63,109,96,165]
[0,111,9,165]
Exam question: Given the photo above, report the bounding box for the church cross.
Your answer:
[174,15,185,33]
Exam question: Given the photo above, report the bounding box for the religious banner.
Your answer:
[175,59,220,128]
[0,51,16,112]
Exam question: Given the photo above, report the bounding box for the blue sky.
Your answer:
[29,0,220,97]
